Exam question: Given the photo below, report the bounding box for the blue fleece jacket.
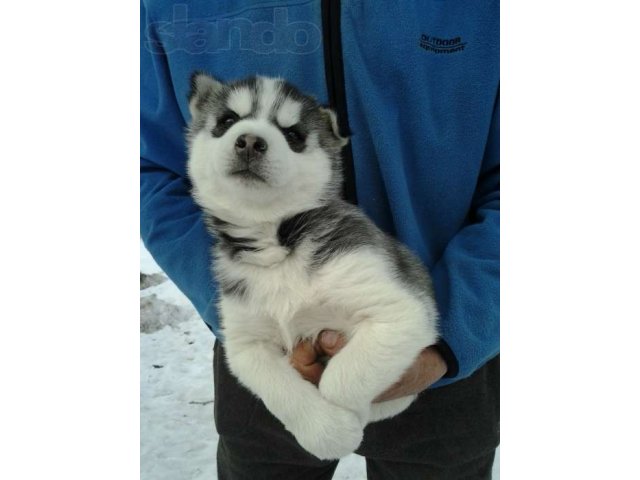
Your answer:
[140,0,499,387]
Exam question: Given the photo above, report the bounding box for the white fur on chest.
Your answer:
[218,246,433,353]
[220,248,378,349]
[218,245,320,349]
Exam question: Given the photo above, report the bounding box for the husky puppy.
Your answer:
[186,73,439,460]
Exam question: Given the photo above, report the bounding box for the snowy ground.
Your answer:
[140,241,499,479]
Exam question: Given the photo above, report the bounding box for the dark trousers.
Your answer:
[213,341,499,480]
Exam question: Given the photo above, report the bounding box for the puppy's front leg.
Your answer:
[223,339,364,459]
[318,300,437,419]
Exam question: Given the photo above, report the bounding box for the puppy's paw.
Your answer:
[287,401,364,460]
[368,395,416,422]
[318,369,367,415]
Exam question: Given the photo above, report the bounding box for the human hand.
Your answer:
[289,336,327,385]
[371,346,447,402]
[289,330,447,402]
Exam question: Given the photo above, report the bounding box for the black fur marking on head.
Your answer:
[267,81,347,155]
[277,82,314,109]
[269,81,322,154]
[211,110,240,138]
[229,76,260,97]
[225,76,261,120]
[279,125,308,153]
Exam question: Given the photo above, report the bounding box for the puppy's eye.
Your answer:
[219,113,238,127]
[211,111,240,138]
[282,127,305,143]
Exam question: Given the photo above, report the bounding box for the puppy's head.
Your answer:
[186,73,348,223]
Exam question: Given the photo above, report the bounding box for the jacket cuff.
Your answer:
[433,339,459,378]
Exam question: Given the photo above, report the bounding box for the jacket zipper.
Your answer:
[321,0,357,205]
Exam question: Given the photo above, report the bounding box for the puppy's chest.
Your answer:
[219,250,350,349]
[247,261,313,316]
[221,250,317,318]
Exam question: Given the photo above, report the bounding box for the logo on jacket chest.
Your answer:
[419,34,466,54]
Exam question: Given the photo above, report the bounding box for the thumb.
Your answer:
[318,330,347,356]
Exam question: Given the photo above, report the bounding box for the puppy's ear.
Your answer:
[188,71,224,118]
[320,107,349,151]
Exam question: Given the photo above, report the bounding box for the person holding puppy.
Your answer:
[141,1,499,478]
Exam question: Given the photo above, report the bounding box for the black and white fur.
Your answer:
[187,73,439,460]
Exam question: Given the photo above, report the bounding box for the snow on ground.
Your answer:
[140,241,498,479]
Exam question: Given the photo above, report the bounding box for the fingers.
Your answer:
[291,340,318,366]
[289,330,348,385]
[316,330,347,357]
[297,362,325,385]
[290,340,324,385]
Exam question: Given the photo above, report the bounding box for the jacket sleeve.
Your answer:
[431,91,500,383]
[140,3,219,335]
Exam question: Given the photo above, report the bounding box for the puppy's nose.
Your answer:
[235,134,268,156]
